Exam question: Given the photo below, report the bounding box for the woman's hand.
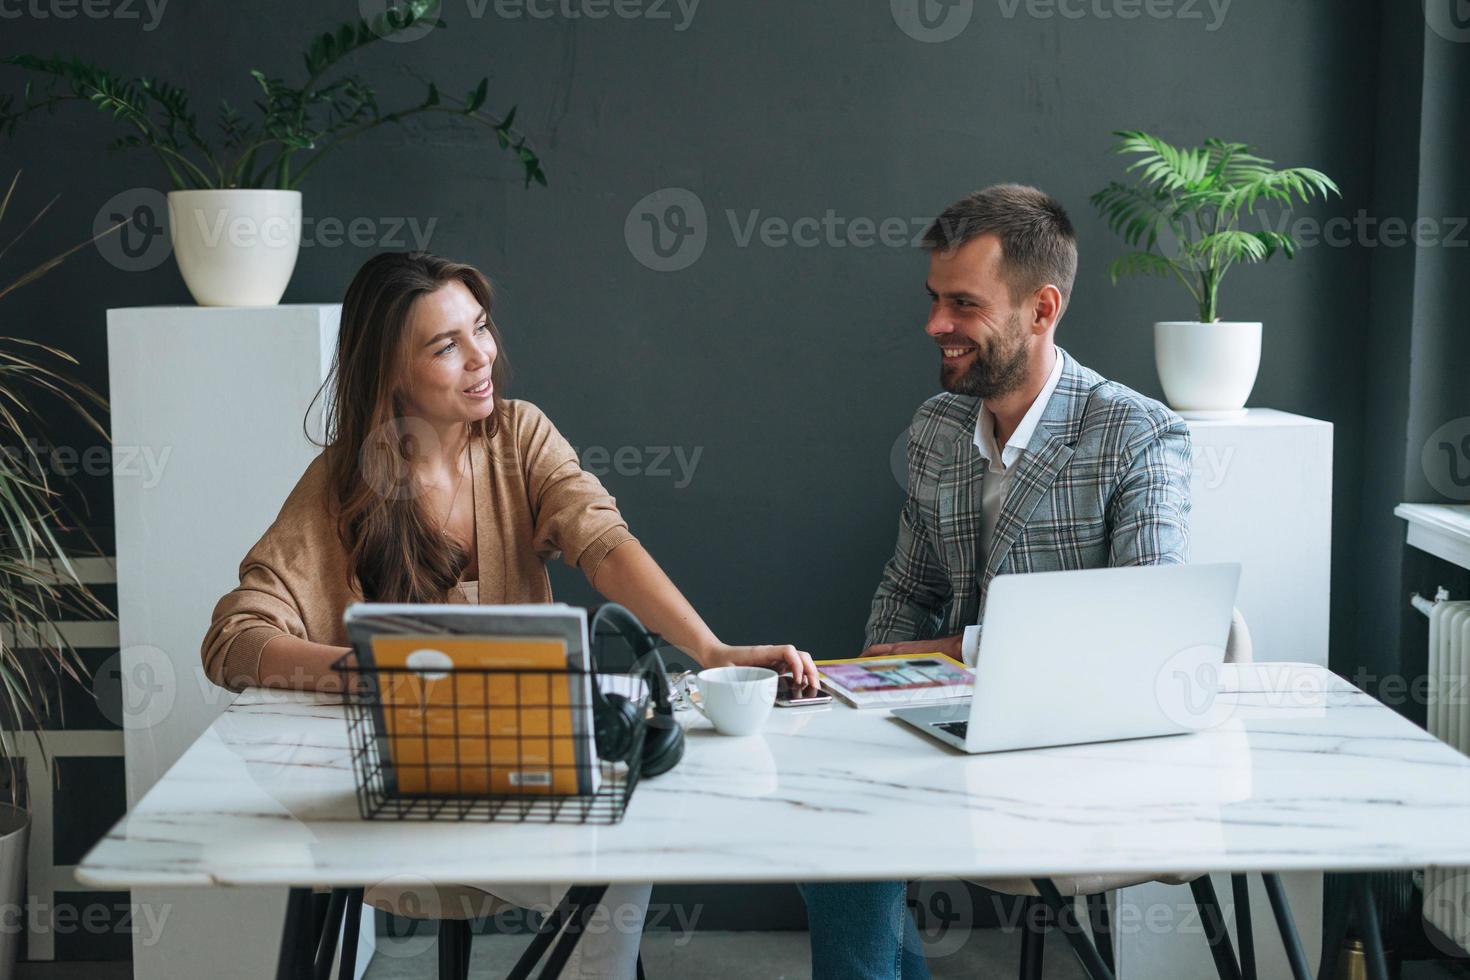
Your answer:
[703,642,820,689]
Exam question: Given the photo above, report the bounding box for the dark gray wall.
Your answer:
[7,0,1382,665]
[2,0,1402,946]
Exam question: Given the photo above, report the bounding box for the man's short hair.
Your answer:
[922,183,1078,312]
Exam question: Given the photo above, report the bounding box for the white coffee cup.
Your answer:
[692,666,778,736]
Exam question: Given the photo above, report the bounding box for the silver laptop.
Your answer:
[893,562,1241,753]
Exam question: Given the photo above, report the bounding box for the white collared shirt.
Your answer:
[959,346,1065,665]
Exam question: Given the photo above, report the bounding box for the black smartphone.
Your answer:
[775,675,833,707]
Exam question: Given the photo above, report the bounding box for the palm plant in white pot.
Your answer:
[0,0,544,308]
[1091,131,1339,417]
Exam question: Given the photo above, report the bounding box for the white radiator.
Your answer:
[1424,597,1470,953]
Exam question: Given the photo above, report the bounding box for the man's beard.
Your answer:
[940,311,1029,399]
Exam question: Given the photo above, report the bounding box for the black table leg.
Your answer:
[1260,873,1311,980]
[538,885,610,980]
[1033,879,1115,980]
[1317,875,1351,980]
[1191,876,1244,980]
[506,887,581,980]
[504,884,613,980]
[275,888,317,980]
[1019,895,1046,980]
[1086,891,1115,973]
[1231,875,1256,980]
[313,890,348,980]
[1351,876,1391,980]
[338,889,364,980]
[439,918,472,980]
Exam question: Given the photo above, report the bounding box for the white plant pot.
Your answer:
[1153,320,1262,419]
[0,804,28,975]
[167,189,302,306]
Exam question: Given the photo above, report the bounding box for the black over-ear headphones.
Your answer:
[588,603,685,778]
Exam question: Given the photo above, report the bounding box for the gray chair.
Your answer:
[965,609,1309,980]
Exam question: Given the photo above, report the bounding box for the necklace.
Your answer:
[438,442,469,537]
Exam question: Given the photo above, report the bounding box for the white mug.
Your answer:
[692,666,777,736]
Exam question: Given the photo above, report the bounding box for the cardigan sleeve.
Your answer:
[515,402,637,583]
[200,456,349,691]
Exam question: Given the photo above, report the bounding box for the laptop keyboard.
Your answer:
[933,720,968,739]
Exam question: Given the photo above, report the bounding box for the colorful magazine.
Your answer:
[816,652,974,709]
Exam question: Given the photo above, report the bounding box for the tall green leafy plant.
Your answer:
[0,0,545,191]
[1090,131,1339,323]
[0,173,114,806]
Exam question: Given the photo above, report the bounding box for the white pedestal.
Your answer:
[108,305,372,980]
[1118,409,1331,979]
[1187,409,1334,666]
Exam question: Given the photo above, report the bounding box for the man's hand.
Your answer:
[860,635,963,661]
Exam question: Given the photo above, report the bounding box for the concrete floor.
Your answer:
[13,942,1469,978]
[363,928,1065,979]
[361,930,1470,979]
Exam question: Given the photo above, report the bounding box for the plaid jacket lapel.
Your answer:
[970,349,1094,619]
[937,411,988,629]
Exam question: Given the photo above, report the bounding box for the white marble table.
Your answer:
[78,663,1470,891]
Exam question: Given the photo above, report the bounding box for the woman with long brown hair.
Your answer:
[202,250,817,977]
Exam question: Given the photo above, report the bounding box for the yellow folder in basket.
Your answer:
[369,634,577,796]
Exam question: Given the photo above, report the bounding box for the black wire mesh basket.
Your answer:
[334,651,646,824]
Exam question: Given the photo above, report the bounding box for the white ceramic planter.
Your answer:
[1154,320,1262,419]
[167,189,302,306]
[0,804,28,975]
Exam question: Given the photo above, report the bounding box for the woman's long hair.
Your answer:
[306,251,511,602]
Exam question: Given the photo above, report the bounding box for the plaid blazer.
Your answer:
[865,347,1192,647]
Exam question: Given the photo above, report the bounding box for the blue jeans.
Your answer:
[798,880,931,980]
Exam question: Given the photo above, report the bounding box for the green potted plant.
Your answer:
[1090,131,1339,417]
[0,0,544,308]
[0,172,114,974]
